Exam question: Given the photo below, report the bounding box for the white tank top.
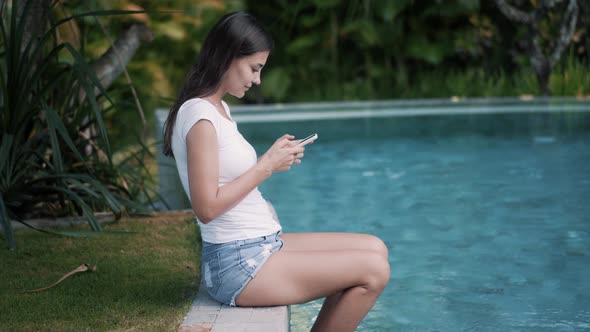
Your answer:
[171,98,280,243]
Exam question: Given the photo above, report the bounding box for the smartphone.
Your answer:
[295,133,318,147]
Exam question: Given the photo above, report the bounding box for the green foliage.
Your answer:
[242,0,588,102]
[550,51,590,97]
[0,1,154,249]
[66,0,245,149]
[47,1,589,149]
[244,0,494,102]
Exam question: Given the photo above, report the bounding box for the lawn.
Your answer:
[0,212,200,332]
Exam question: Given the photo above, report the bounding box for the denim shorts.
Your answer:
[201,231,283,306]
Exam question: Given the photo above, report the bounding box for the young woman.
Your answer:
[162,11,390,332]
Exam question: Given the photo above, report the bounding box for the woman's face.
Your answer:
[222,50,270,98]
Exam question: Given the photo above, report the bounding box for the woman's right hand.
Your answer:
[258,134,305,174]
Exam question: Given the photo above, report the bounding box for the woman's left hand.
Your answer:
[283,141,305,168]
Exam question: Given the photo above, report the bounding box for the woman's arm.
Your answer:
[186,120,302,223]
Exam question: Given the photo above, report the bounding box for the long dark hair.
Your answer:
[162,11,273,157]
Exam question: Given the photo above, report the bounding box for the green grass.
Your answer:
[0,215,200,332]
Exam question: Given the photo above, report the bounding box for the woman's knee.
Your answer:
[364,234,389,260]
[361,252,390,292]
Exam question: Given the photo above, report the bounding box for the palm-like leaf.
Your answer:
[0,1,152,249]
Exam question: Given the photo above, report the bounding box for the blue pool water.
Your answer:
[238,106,590,331]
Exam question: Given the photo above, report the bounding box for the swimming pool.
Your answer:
[235,99,590,331]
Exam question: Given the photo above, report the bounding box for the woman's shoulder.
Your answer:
[175,98,221,142]
[178,98,217,118]
[179,97,211,111]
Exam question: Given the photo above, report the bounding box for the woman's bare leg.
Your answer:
[311,290,343,331]
[280,232,389,259]
[236,233,390,332]
[280,232,389,329]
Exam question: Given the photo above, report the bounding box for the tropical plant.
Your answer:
[494,0,580,95]
[244,0,487,102]
[243,0,588,101]
[69,0,244,148]
[0,0,154,249]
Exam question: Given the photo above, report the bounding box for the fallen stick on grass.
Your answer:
[22,264,97,293]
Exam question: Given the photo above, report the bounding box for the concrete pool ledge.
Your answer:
[178,279,290,332]
[157,97,590,125]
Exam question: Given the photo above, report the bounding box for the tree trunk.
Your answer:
[15,0,154,105]
[528,6,551,96]
[529,46,552,96]
[91,24,154,98]
[494,0,579,96]
[80,23,153,158]
[14,0,155,157]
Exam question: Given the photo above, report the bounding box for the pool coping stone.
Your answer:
[177,279,290,332]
